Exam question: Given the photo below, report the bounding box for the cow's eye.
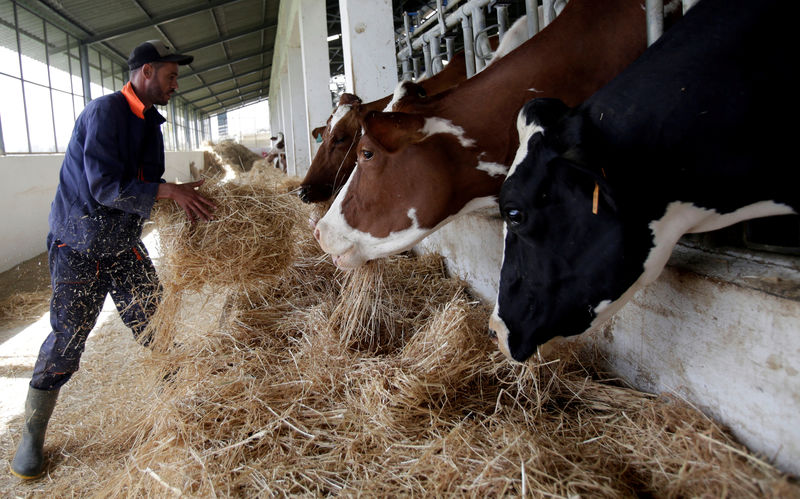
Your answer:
[361,149,374,160]
[503,208,525,227]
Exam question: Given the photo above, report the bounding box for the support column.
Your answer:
[339,0,398,102]
[79,43,92,104]
[279,69,292,172]
[286,44,310,176]
[298,0,332,174]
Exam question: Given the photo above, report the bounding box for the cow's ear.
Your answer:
[361,111,426,153]
[311,126,326,141]
[338,93,362,106]
[522,98,570,130]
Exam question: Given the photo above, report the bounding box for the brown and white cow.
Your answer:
[314,0,653,269]
[296,25,530,204]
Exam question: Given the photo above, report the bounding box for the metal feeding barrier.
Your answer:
[395,0,699,82]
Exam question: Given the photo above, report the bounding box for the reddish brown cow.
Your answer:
[315,0,651,269]
[297,33,517,204]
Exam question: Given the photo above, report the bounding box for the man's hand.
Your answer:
[157,179,217,222]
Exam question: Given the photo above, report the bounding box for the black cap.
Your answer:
[128,40,193,71]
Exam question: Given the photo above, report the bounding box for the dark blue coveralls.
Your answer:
[32,83,167,391]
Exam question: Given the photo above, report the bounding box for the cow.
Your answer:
[314,0,655,269]
[488,0,797,362]
[297,25,529,205]
[265,132,286,172]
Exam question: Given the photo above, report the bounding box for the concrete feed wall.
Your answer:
[0,151,202,273]
[414,214,800,476]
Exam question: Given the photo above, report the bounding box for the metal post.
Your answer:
[445,36,455,62]
[525,0,540,39]
[496,4,509,41]
[412,57,421,79]
[430,34,443,75]
[422,41,432,78]
[646,0,664,46]
[460,14,476,78]
[436,0,447,37]
[79,43,92,104]
[170,98,179,150]
[403,12,414,57]
[183,104,191,150]
[471,5,487,72]
[0,113,6,155]
[401,58,412,81]
[542,0,556,27]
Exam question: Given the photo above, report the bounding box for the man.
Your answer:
[10,40,216,480]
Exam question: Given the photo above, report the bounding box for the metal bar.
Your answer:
[422,41,432,78]
[445,36,455,62]
[542,0,556,27]
[472,5,487,72]
[496,4,509,41]
[525,0,540,38]
[432,34,445,74]
[403,12,413,57]
[183,105,191,151]
[44,14,59,152]
[436,0,447,37]
[0,113,5,155]
[398,0,492,60]
[412,57,421,79]
[460,14,475,78]
[646,0,664,46]
[79,43,91,104]
[401,59,412,81]
[14,3,32,153]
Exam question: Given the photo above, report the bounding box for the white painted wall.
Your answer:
[0,151,202,273]
[0,155,62,272]
[413,215,800,477]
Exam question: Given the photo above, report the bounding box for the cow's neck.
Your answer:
[433,0,645,166]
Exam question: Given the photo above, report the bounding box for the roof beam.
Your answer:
[177,47,271,79]
[201,89,268,114]
[179,21,277,54]
[197,84,269,109]
[82,0,246,44]
[176,63,272,96]
[186,79,269,105]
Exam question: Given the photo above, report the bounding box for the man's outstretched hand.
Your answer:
[157,179,217,222]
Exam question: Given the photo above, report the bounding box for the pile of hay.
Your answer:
[3,168,797,497]
[0,290,50,325]
[151,171,304,292]
[207,140,262,172]
[197,140,264,180]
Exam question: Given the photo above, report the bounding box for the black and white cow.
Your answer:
[489,0,798,362]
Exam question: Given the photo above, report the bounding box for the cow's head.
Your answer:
[489,98,650,362]
[314,110,505,268]
[299,93,364,203]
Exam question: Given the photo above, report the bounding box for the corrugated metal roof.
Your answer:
[18,0,280,116]
[10,0,528,117]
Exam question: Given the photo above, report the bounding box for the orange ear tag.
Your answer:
[592,182,600,215]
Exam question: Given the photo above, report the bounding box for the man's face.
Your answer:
[144,62,179,106]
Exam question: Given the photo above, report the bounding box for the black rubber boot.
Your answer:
[10,386,60,480]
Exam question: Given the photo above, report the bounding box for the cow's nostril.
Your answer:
[487,329,497,343]
[313,227,320,241]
